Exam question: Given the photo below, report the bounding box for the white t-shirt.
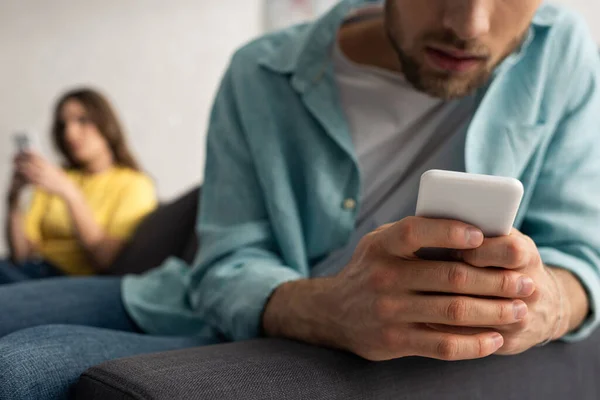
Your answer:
[311,39,479,277]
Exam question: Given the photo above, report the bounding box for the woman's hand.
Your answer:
[15,153,75,199]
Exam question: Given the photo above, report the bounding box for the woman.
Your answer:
[0,88,208,400]
[2,88,157,283]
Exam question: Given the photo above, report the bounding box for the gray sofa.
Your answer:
[105,186,200,275]
[75,186,600,399]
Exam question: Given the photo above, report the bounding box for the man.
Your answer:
[124,0,600,359]
[1,0,599,398]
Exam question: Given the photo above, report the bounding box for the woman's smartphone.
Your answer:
[13,132,38,153]
[415,170,524,238]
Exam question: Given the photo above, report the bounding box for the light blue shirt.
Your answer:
[123,0,600,344]
[311,32,477,277]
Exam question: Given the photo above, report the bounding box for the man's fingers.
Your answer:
[406,328,504,360]
[388,261,535,298]
[384,296,528,327]
[459,234,536,270]
[382,217,484,258]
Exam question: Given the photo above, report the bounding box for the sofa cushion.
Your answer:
[106,186,200,275]
[77,333,600,400]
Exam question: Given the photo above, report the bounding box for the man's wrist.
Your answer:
[262,278,343,348]
[550,267,589,338]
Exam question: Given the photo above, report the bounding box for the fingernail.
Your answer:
[467,228,484,246]
[513,302,528,320]
[492,333,504,349]
[517,277,535,296]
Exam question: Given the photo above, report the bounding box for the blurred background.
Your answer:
[0,0,598,256]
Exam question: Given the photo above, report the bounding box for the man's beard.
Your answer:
[386,29,523,100]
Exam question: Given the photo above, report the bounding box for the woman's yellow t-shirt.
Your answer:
[24,167,158,275]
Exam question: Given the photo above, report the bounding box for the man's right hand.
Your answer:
[263,217,536,362]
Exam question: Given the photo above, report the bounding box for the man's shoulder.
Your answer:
[227,23,312,78]
[532,3,598,72]
[520,3,599,112]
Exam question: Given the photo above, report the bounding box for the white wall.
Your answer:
[0,0,263,256]
[554,0,600,40]
[0,0,598,257]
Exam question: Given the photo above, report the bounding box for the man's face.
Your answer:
[385,0,542,99]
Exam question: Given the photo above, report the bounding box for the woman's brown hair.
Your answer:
[51,88,141,171]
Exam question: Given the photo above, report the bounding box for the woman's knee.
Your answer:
[0,325,90,400]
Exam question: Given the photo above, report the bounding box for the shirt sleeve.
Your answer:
[521,35,600,342]
[185,60,304,342]
[24,189,47,245]
[106,174,158,240]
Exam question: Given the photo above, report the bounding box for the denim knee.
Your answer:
[0,325,84,400]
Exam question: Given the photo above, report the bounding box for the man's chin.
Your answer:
[418,79,478,100]
[408,70,491,100]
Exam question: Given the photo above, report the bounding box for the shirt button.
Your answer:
[342,198,357,211]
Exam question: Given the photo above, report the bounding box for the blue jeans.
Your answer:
[0,258,63,284]
[0,277,219,400]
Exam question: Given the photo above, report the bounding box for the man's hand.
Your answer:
[263,217,537,362]
[15,152,75,199]
[450,229,588,355]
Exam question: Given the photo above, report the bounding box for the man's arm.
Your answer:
[185,56,304,341]
[520,37,600,341]
[262,278,339,348]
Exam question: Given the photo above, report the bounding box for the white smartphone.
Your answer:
[416,170,524,238]
[13,131,38,153]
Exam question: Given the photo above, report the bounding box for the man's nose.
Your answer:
[443,0,491,41]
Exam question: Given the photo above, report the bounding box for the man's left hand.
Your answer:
[442,230,573,355]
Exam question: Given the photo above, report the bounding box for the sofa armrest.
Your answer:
[76,334,600,400]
